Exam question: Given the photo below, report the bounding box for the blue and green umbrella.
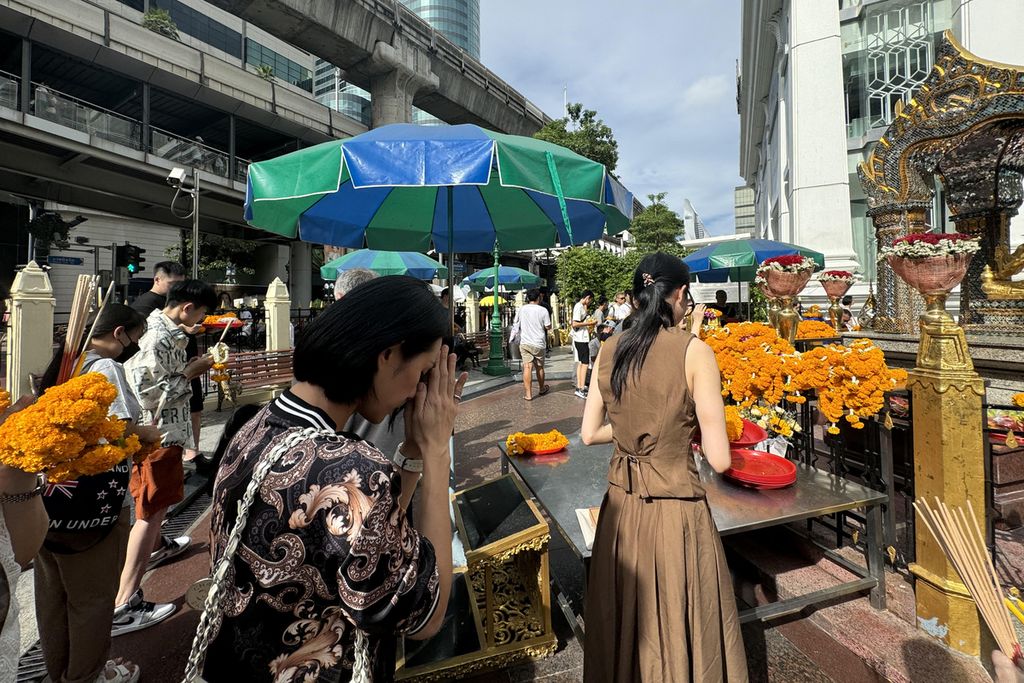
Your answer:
[319,249,447,281]
[461,266,541,292]
[683,239,825,282]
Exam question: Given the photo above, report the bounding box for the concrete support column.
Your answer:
[550,293,561,330]
[19,39,30,114]
[141,83,151,153]
[786,1,859,272]
[288,241,312,308]
[465,291,479,334]
[365,39,439,127]
[264,277,291,351]
[6,262,54,397]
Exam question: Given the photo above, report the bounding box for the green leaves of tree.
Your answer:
[534,103,619,174]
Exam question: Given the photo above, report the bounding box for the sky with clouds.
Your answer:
[481,0,743,236]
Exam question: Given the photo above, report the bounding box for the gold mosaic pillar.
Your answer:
[907,303,987,656]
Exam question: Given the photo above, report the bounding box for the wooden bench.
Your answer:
[217,349,293,410]
[463,331,488,368]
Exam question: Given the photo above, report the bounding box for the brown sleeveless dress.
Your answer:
[584,328,748,682]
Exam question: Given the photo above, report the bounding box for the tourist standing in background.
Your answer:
[515,288,551,401]
[581,253,746,682]
[571,290,595,399]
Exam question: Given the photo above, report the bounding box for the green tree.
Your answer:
[534,103,619,173]
[166,234,257,280]
[628,192,687,255]
[555,247,625,303]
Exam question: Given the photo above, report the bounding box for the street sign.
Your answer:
[48,256,84,266]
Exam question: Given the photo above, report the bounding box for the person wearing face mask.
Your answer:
[34,304,163,683]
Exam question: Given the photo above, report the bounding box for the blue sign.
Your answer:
[48,256,84,266]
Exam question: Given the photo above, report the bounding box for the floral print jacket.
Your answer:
[203,391,439,682]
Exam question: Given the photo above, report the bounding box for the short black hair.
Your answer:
[154,261,186,278]
[293,276,448,405]
[597,296,608,306]
[526,288,541,303]
[166,279,217,312]
[841,295,853,306]
[580,289,594,300]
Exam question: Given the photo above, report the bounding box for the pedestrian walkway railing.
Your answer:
[14,81,253,182]
[32,82,143,150]
[0,70,18,110]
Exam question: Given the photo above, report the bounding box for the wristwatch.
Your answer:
[0,473,47,504]
[391,442,424,473]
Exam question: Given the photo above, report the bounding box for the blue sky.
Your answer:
[481,0,743,236]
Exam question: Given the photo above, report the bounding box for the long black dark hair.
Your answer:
[609,252,691,401]
[38,303,147,394]
[293,275,449,405]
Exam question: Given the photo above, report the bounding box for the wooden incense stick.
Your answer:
[70,283,115,378]
[914,498,1020,661]
[58,275,96,384]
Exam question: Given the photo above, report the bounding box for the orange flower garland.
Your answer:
[704,323,794,408]
[0,389,10,413]
[724,405,744,442]
[1013,393,1024,409]
[797,320,839,340]
[0,373,141,482]
[506,429,569,456]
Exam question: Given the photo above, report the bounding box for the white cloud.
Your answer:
[481,0,744,236]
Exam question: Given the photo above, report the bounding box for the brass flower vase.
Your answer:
[820,279,853,332]
[762,269,813,345]
[886,253,971,326]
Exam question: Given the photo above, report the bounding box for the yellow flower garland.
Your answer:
[724,405,744,442]
[506,429,569,456]
[797,320,839,340]
[1013,393,1024,408]
[0,373,141,482]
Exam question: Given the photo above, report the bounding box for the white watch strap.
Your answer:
[392,442,423,473]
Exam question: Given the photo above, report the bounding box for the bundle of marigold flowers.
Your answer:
[1013,393,1024,409]
[724,405,744,442]
[0,389,10,413]
[797,320,839,340]
[506,429,569,456]
[0,373,141,482]
[704,323,794,408]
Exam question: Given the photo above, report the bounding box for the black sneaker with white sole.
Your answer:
[111,589,176,637]
[148,534,191,569]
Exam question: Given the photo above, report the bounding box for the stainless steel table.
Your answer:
[500,433,887,627]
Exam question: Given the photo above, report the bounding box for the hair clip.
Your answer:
[641,273,655,288]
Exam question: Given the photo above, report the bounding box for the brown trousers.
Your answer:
[34,509,129,683]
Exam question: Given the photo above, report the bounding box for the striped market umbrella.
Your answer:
[683,239,825,282]
[319,249,447,281]
[461,266,541,292]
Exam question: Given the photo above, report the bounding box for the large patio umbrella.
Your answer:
[461,266,541,292]
[683,239,825,282]
[320,249,447,281]
[244,123,633,376]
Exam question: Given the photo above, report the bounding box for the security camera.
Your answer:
[167,167,188,187]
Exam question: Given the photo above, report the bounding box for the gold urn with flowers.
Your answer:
[757,255,817,345]
[817,271,857,332]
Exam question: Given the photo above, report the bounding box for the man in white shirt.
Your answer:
[611,291,632,321]
[515,288,552,400]
[571,290,594,398]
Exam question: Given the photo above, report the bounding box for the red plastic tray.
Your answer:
[527,445,568,456]
[724,449,797,487]
[731,420,769,447]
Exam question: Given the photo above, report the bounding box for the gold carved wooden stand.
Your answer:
[396,475,557,680]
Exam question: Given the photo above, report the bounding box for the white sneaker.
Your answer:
[148,534,191,568]
[574,388,587,399]
[111,590,175,637]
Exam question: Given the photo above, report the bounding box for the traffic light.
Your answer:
[125,244,146,275]
[114,244,127,269]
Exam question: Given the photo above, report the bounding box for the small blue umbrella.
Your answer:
[461,266,542,292]
[319,249,447,281]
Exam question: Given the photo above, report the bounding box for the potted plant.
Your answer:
[818,270,857,331]
[142,8,179,40]
[878,232,980,324]
[255,64,275,81]
[757,255,816,344]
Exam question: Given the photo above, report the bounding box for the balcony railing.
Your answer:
[151,127,230,177]
[32,82,143,150]
[0,70,18,110]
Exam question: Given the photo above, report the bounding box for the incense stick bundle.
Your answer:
[57,275,97,385]
[70,283,115,379]
[913,497,1021,662]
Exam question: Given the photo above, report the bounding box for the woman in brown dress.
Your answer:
[581,252,747,682]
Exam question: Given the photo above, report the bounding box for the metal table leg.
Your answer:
[867,502,886,609]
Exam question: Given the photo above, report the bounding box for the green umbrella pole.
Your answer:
[482,240,510,376]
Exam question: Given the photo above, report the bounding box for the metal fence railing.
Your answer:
[0,69,18,110]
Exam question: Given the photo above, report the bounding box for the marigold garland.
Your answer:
[0,373,141,482]
[724,405,744,442]
[706,323,904,436]
[0,390,10,413]
[797,320,839,340]
[506,429,569,456]
[1013,393,1024,409]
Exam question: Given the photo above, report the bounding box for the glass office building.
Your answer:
[403,0,480,125]
[313,59,371,126]
[841,0,953,278]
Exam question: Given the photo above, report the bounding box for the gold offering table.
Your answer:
[396,475,556,681]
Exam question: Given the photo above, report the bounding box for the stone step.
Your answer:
[726,527,992,683]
